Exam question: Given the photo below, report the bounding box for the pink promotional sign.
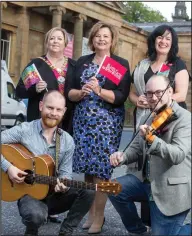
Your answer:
[160,63,172,72]
[64,34,74,59]
[97,55,127,85]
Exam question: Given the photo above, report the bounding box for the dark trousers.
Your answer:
[18,188,95,234]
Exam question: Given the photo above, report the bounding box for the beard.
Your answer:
[41,114,62,128]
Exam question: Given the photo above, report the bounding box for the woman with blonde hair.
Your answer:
[65,21,131,234]
[16,27,75,135]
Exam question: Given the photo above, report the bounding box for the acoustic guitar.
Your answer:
[1,144,122,202]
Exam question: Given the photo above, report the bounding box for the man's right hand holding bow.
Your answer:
[110,152,124,167]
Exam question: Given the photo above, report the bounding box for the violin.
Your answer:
[122,80,175,153]
[145,106,174,143]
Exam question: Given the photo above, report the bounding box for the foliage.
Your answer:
[122,2,167,23]
[124,99,135,127]
[125,98,135,109]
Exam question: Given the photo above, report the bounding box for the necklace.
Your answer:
[39,56,68,94]
[40,56,68,77]
[57,68,62,72]
[93,56,104,65]
[52,58,64,70]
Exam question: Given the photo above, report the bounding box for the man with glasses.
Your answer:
[109,75,191,235]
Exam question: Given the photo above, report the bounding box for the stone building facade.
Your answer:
[1,2,147,81]
[172,1,189,22]
[1,1,191,126]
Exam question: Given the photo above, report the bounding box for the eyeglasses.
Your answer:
[144,90,165,98]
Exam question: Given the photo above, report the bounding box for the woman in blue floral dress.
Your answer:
[73,62,125,180]
[65,22,131,234]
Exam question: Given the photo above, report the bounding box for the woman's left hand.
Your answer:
[137,95,149,108]
[88,77,101,94]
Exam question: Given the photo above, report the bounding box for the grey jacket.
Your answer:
[123,101,191,216]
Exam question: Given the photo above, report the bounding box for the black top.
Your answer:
[16,56,76,135]
[65,53,132,110]
[132,57,188,109]
[144,58,187,84]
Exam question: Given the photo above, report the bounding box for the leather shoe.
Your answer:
[88,217,105,234]
[129,226,151,235]
[48,215,62,223]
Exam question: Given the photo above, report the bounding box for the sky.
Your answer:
[143,1,191,22]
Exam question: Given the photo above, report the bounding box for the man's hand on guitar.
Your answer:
[110,151,124,167]
[55,178,69,193]
[7,165,28,184]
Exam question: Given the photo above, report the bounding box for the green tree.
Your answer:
[122,2,167,23]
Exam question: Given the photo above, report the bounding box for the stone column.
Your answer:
[1,2,7,18]
[73,13,87,60]
[49,6,66,28]
[16,7,30,77]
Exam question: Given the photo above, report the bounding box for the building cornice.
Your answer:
[96,2,125,14]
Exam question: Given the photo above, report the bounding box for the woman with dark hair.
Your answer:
[129,24,189,131]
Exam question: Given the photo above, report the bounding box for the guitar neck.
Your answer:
[34,174,96,191]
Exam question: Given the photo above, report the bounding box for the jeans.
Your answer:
[18,188,95,234]
[109,174,191,235]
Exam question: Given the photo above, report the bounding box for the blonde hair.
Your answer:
[88,21,118,54]
[44,27,68,53]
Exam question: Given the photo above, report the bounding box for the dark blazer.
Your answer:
[65,53,131,109]
[16,56,76,135]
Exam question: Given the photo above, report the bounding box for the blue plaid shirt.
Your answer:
[1,119,75,179]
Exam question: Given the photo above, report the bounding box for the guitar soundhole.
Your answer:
[24,170,35,184]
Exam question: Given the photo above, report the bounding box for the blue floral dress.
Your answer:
[72,62,125,180]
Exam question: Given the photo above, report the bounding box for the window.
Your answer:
[1,29,11,69]
[7,82,15,99]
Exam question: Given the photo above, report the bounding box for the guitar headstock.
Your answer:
[97,180,122,195]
